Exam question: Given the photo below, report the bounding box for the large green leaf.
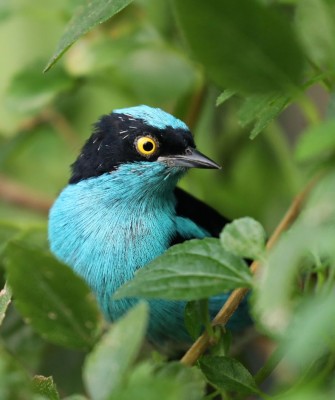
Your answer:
[174,0,304,94]
[284,293,335,368]
[44,0,135,72]
[220,217,266,260]
[200,355,260,395]
[83,302,148,400]
[114,238,253,301]
[5,241,102,349]
[254,172,335,333]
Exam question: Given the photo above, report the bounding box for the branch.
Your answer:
[17,106,81,149]
[184,84,207,132]
[42,107,81,149]
[180,173,323,366]
[0,174,53,215]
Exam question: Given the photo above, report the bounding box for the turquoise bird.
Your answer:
[48,105,250,346]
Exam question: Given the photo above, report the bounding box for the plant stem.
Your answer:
[297,94,321,126]
[180,172,324,366]
[184,84,207,132]
[43,107,81,149]
[0,174,53,214]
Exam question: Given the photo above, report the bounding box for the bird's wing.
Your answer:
[174,187,230,238]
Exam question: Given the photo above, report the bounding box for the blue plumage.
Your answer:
[48,106,251,346]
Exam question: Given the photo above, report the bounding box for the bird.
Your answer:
[48,105,251,346]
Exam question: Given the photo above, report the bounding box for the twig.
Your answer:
[42,107,81,149]
[0,174,53,215]
[18,114,47,132]
[180,173,323,366]
[184,85,207,132]
[16,107,80,150]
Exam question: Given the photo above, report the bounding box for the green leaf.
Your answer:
[253,172,335,333]
[114,238,253,301]
[44,0,135,72]
[295,119,335,161]
[199,355,259,395]
[238,92,290,139]
[184,299,214,340]
[0,346,37,400]
[0,283,11,327]
[284,293,335,368]
[32,375,60,400]
[216,89,236,106]
[253,227,309,333]
[4,241,102,350]
[6,64,73,114]
[0,222,21,256]
[184,301,205,340]
[174,0,304,94]
[108,361,205,400]
[155,362,206,400]
[17,226,49,252]
[295,0,335,72]
[83,302,148,400]
[63,396,88,400]
[220,217,266,260]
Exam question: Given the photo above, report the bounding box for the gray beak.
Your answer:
[157,148,221,169]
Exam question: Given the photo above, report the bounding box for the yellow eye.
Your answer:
[136,136,157,157]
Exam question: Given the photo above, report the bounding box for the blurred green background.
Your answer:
[0,0,320,231]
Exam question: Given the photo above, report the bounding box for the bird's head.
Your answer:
[70,105,220,185]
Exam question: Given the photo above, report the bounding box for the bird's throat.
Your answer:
[48,164,182,320]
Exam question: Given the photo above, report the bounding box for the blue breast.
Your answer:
[49,162,250,345]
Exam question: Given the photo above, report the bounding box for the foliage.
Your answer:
[1,0,335,399]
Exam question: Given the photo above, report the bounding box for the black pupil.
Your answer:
[143,141,154,152]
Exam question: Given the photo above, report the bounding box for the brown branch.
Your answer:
[42,107,81,149]
[18,114,47,132]
[0,109,80,214]
[180,173,323,366]
[184,84,207,132]
[0,174,53,215]
[16,107,81,150]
